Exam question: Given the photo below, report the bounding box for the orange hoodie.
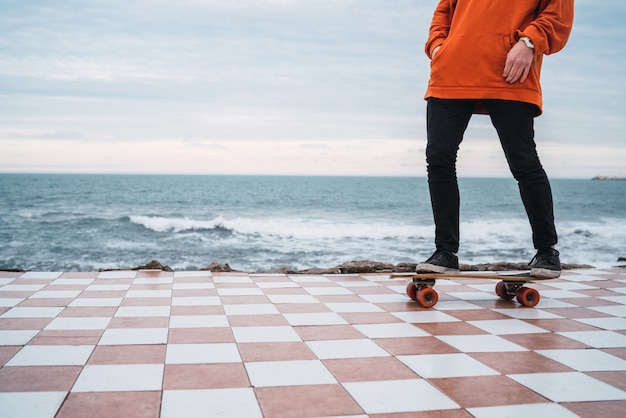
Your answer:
[424,0,574,115]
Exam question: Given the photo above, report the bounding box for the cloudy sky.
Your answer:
[1,0,624,178]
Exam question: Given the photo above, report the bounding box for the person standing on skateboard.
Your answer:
[417,0,575,278]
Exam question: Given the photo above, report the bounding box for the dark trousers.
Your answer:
[425,98,558,253]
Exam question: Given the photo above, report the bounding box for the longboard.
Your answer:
[389,271,552,308]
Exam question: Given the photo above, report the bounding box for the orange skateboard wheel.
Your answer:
[416,287,439,308]
[406,282,418,301]
[516,287,540,307]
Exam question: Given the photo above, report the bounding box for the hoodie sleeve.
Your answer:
[425,0,457,59]
[518,0,574,55]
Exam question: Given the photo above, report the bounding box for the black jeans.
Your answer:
[425,98,558,253]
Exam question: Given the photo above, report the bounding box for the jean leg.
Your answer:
[426,98,475,253]
[483,100,558,249]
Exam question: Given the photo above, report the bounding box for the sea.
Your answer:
[1,174,625,272]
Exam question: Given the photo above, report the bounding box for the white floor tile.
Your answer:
[99,328,168,345]
[51,278,94,285]
[492,308,564,319]
[558,330,626,348]
[437,335,527,353]
[468,319,550,335]
[161,388,263,418]
[267,294,319,304]
[7,345,94,366]
[574,317,626,331]
[360,294,412,304]
[30,290,82,299]
[306,339,389,359]
[223,304,279,315]
[97,271,136,279]
[172,282,214,290]
[114,306,171,317]
[45,317,111,330]
[304,287,352,296]
[537,349,626,371]
[255,281,299,289]
[1,307,64,318]
[0,330,39,346]
[232,326,301,343]
[245,359,336,387]
[343,379,459,414]
[509,372,626,402]
[392,311,460,323]
[398,353,499,378]
[289,275,330,283]
[1,284,46,292]
[446,292,500,302]
[468,403,580,418]
[72,364,164,392]
[173,271,212,278]
[85,284,130,291]
[0,392,66,418]
[0,298,25,307]
[589,305,626,317]
[212,276,252,283]
[354,323,430,339]
[540,290,590,299]
[125,289,172,298]
[324,303,384,313]
[69,297,123,307]
[20,272,62,279]
[166,343,241,364]
[216,287,264,296]
[283,312,348,326]
[133,277,173,285]
[600,295,626,305]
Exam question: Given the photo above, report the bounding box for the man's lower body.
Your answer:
[417,98,561,278]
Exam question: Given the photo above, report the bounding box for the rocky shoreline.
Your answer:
[5,258,624,274]
[90,259,602,274]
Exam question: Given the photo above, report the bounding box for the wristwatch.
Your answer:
[519,36,534,49]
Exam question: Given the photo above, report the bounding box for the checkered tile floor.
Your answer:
[1,268,626,417]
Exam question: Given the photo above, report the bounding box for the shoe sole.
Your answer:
[530,267,561,279]
[416,263,460,274]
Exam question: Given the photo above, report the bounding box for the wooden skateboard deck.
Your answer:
[390,271,551,308]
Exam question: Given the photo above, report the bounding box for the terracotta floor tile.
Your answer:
[59,307,118,317]
[88,345,166,364]
[340,312,404,325]
[294,325,366,341]
[588,371,626,391]
[348,286,395,295]
[261,288,308,295]
[605,347,626,360]
[561,400,626,418]
[59,272,99,279]
[57,391,161,418]
[418,322,487,336]
[0,346,21,366]
[163,363,249,389]
[136,270,173,278]
[238,342,316,362]
[324,357,418,382]
[168,327,234,343]
[0,318,52,330]
[429,375,548,408]
[501,332,589,350]
[172,289,216,297]
[255,384,363,418]
[544,306,609,319]
[374,303,428,312]
[17,298,73,307]
[523,318,601,332]
[470,352,573,374]
[375,337,459,356]
[0,366,81,391]
[108,317,170,328]
[446,310,511,321]
[315,295,366,303]
[371,410,473,418]
[120,297,171,306]
[29,330,102,345]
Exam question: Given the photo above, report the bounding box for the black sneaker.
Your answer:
[529,248,561,278]
[416,249,459,273]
